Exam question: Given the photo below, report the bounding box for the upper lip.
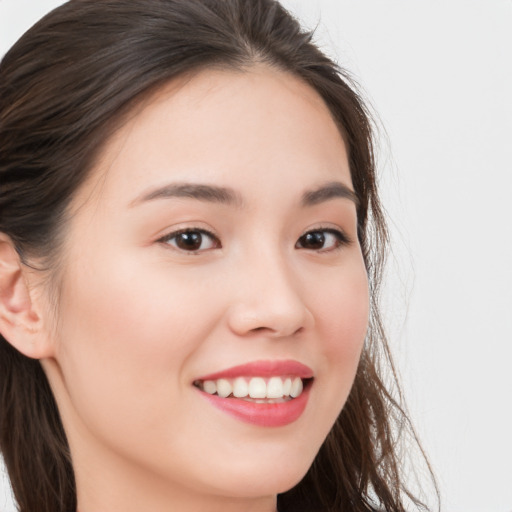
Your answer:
[195,360,314,381]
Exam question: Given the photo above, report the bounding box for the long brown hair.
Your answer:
[0,1,437,511]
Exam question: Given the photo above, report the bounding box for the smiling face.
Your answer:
[41,66,370,511]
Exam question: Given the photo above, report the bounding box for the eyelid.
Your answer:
[296,226,353,252]
[154,224,352,254]
[156,226,221,253]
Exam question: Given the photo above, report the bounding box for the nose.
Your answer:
[226,250,314,338]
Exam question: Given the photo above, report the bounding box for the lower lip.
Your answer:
[197,386,311,427]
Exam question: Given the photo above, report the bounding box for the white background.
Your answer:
[1,1,511,511]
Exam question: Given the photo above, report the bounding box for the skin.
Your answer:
[5,66,370,512]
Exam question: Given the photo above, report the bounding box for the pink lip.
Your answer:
[196,359,314,381]
[198,386,311,427]
[194,360,314,427]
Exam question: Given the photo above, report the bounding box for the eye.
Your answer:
[295,228,350,252]
[158,228,220,253]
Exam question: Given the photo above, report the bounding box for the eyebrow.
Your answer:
[130,182,244,208]
[130,180,358,209]
[301,181,359,208]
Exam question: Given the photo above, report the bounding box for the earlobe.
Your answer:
[0,234,52,359]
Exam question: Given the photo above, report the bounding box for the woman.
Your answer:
[0,1,435,511]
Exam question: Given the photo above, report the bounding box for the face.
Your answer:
[42,66,369,508]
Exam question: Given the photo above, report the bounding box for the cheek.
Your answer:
[312,258,369,408]
[54,253,221,438]
[60,251,213,358]
[319,261,369,358]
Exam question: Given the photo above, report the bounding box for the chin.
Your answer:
[199,448,316,499]
[212,472,307,500]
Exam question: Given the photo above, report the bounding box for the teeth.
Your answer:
[232,377,249,398]
[283,378,292,396]
[216,378,232,398]
[290,377,303,398]
[197,376,307,400]
[266,376,284,398]
[203,380,217,395]
[248,377,266,398]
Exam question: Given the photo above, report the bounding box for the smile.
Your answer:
[193,360,314,427]
[194,376,306,401]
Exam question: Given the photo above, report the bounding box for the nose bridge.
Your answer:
[227,242,313,337]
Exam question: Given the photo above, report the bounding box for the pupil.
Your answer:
[303,232,325,249]
[177,232,202,250]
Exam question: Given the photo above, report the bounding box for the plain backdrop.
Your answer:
[1,1,511,511]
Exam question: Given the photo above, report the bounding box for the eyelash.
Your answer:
[157,228,220,253]
[157,227,352,254]
[295,227,352,252]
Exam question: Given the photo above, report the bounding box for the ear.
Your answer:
[0,234,53,359]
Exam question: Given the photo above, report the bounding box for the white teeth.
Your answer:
[266,376,284,398]
[198,375,307,399]
[248,377,267,399]
[290,377,303,398]
[203,380,217,395]
[232,377,249,398]
[216,378,232,398]
[283,378,292,396]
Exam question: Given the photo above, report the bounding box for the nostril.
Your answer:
[247,325,304,337]
[226,299,314,338]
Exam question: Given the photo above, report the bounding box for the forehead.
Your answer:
[72,65,351,212]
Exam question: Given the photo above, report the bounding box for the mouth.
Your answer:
[193,375,312,402]
[193,360,314,427]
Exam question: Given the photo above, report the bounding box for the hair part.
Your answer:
[0,1,437,511]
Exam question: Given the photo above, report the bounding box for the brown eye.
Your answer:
[296,229,349,252]
[299,231,326,250]
[160,229,220,252]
